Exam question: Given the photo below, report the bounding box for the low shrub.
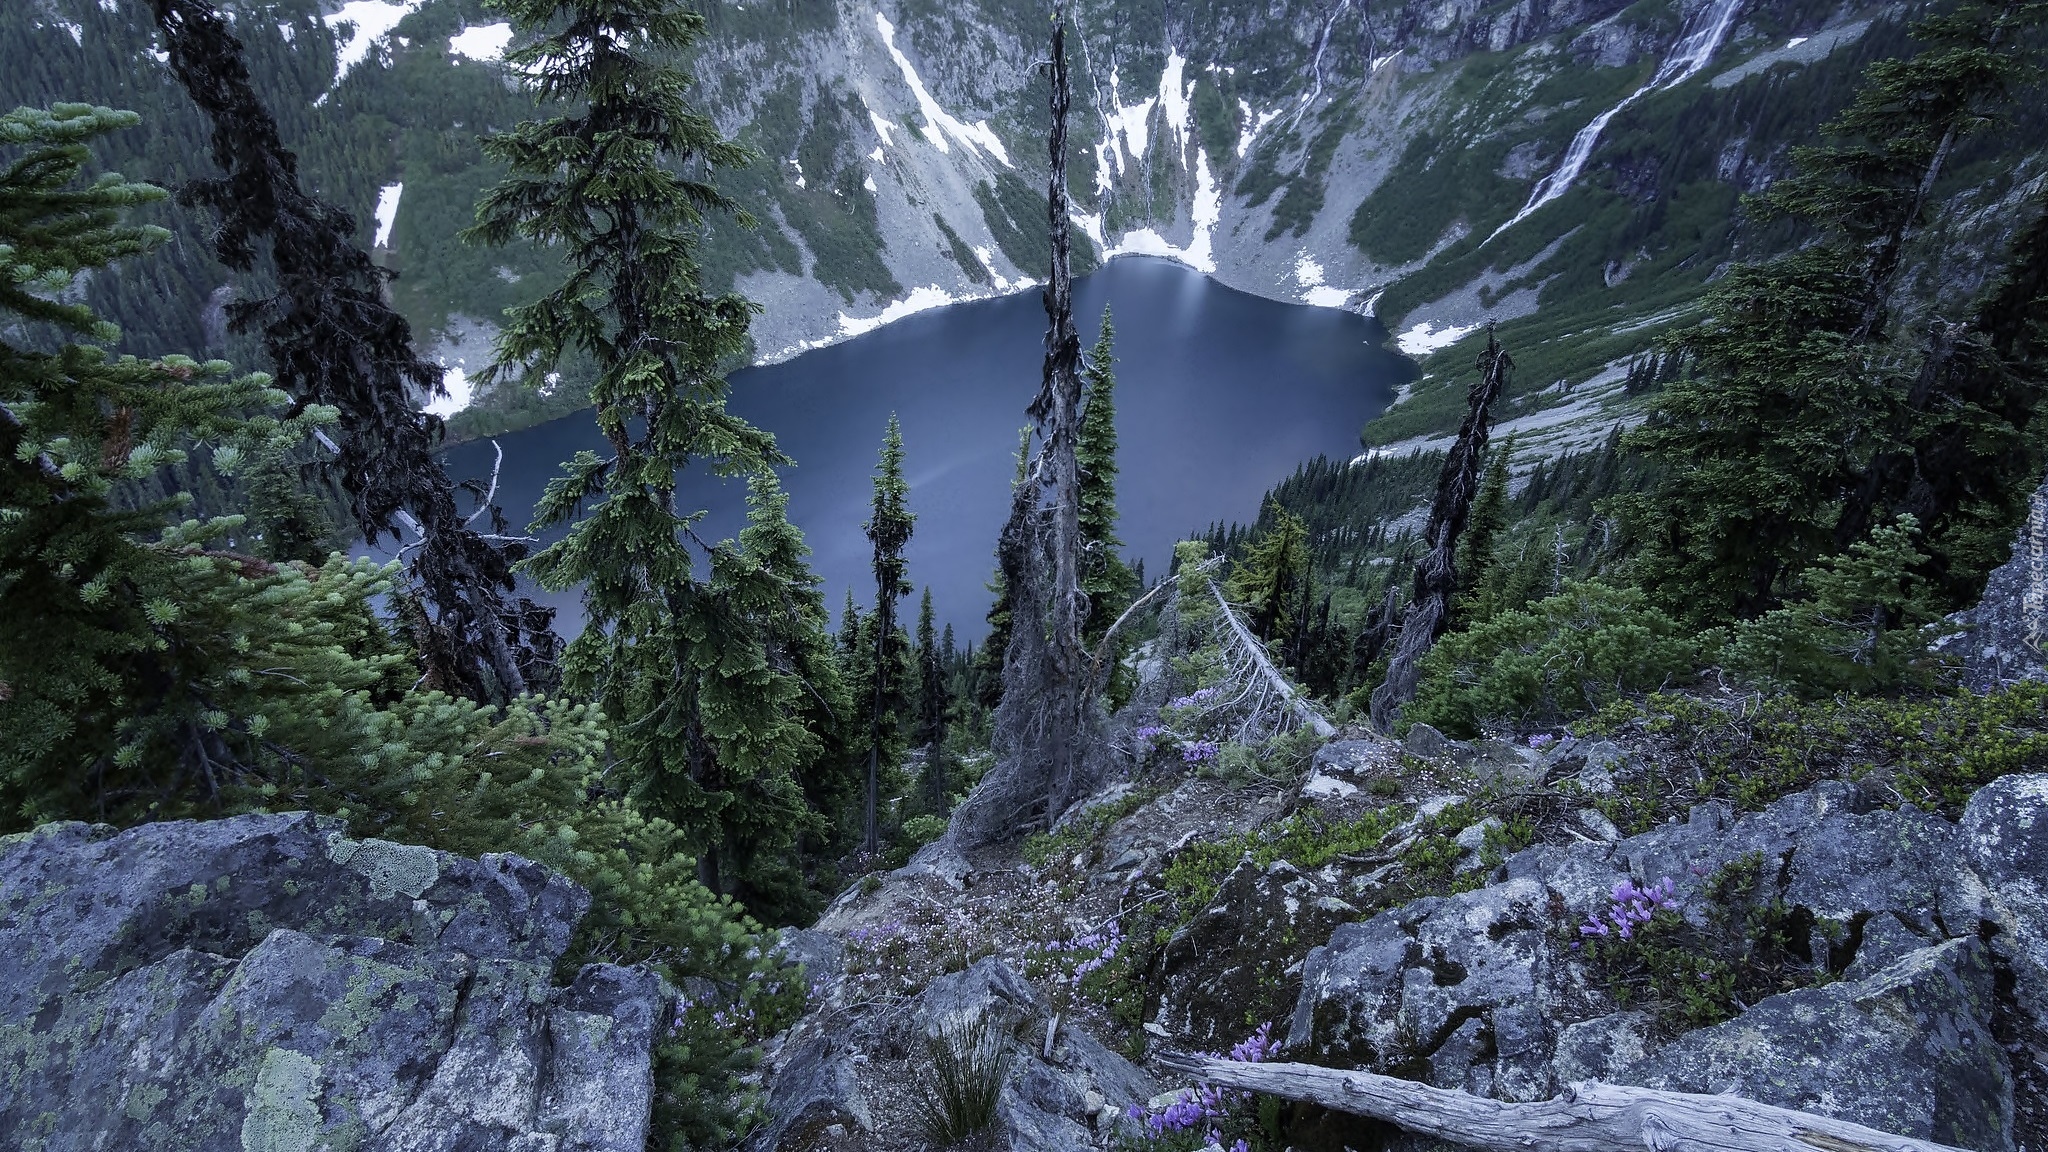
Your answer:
[911,1015,1015,1148]
[1406,581,1713,738]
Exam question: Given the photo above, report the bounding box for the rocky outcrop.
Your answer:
[1288,775,2048,1150]
[0,813,669,1152]
[749,940,1156,1152]
[1935,477,2048,691]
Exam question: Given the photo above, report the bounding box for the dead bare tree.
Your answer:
[1370,326,1511,732]
[950,3,1096,847]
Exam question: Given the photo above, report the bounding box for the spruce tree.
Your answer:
[1457,434,1516,617]
[1078,307,1136,644]
[862,416,915,852]
[468,0,811,900]
[913,587,953,812]
[1226,502,1311,644]
[1620,0,2047,624]
[974,424,1033,711]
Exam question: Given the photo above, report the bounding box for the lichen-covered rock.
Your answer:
[1289,878,1556,1101]
[0,813,669,1152]
[1621,938,2013,1151]
[1153,859,1358,1049]
[1288,775,2048,1144]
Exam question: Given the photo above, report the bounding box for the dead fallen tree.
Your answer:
[1207,580,1336,740]
[1154,1052,1969,1152]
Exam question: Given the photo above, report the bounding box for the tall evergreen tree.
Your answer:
[863,417,915,852]
[913,587,954,811]
[1226,502,1311,644]
[974,424,1033,711]
[1620,0,2047,624]
[468,0,811,900]
[1078,307,1136,646]
[1457,433,1516,617]
[146,0,558,701]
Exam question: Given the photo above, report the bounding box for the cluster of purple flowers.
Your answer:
[1034,920,1126,988]
[1133,724,1170,744]
[848,919,905,944]
[1527,732,1557,750]
[1124,1023,1274,1148]
[1166,686,1222,711]
[1580,876,1681,941]
[1181,740,1220,764]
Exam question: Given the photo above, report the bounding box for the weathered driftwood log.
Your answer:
[1153,1053,1969,1152]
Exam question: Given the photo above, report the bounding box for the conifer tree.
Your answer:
[1078,308,1136,644]
[863,417,915,852]
[468,0,811,899]
[1620,0,2047,624]
[913,588,953,812]
[1226,502,1311,644]
[975,424,1035,711]
[1457,434,1516,616]
[146,0,557,701]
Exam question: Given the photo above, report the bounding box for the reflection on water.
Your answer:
[433,257,1412,641]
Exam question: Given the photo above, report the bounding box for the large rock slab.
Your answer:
[0,813,669,1152]
[1288,775,2048,1145]
[1621,937,2012,1151]
[1153,859,1358,1049]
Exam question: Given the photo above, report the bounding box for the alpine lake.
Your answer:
[438,256,1413,640]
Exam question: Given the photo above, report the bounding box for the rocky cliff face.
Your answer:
[0,812,669,1152]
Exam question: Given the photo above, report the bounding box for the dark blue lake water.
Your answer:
[440,256,1411,642]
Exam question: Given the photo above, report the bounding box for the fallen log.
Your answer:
[1153,1052,1969,1152]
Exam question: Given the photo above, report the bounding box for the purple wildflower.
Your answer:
[1181,740,1220,764]
[1579,876,1681,940]
[1528,732,1556,749]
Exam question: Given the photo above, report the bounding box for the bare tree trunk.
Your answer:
[950,4,1095,847]
[1156,1052,1969,1152]
[1371,328,1511,732]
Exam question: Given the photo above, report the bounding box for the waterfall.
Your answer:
[1487,0,1745,244]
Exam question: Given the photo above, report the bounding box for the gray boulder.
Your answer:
[0,813,668,1152]
[1153,859,1356,1050]
[1622,938,2012,1152]
[1289,774,2048,1142]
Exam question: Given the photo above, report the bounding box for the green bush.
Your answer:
[912,1015,1014,1148]
[1406,581,1713,737]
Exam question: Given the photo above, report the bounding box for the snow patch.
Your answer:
[1396,321,1479,356]
[836,285,963,338]
[424,365,472,417]
[1786,35,1809,47]
[372,182,403,249]
[1158,52,1191,141]
[1371,50,1402,72]
[1070,211,1105,251]
[1103,67,1156,165]
[863,174,878,193]
[1237,100,1281,160]
[279,22,295,43]
[868,111,898,148]
[790,159,805,189]
[1294,252,1353,308]
[873,14,1011,166]
[869,145,886,163]
[447,22,512,62]
[1104,150,1219,273]
[59,21,82,44]
[320,0,427,102]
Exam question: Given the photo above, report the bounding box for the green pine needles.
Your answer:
[467,0,830,912]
